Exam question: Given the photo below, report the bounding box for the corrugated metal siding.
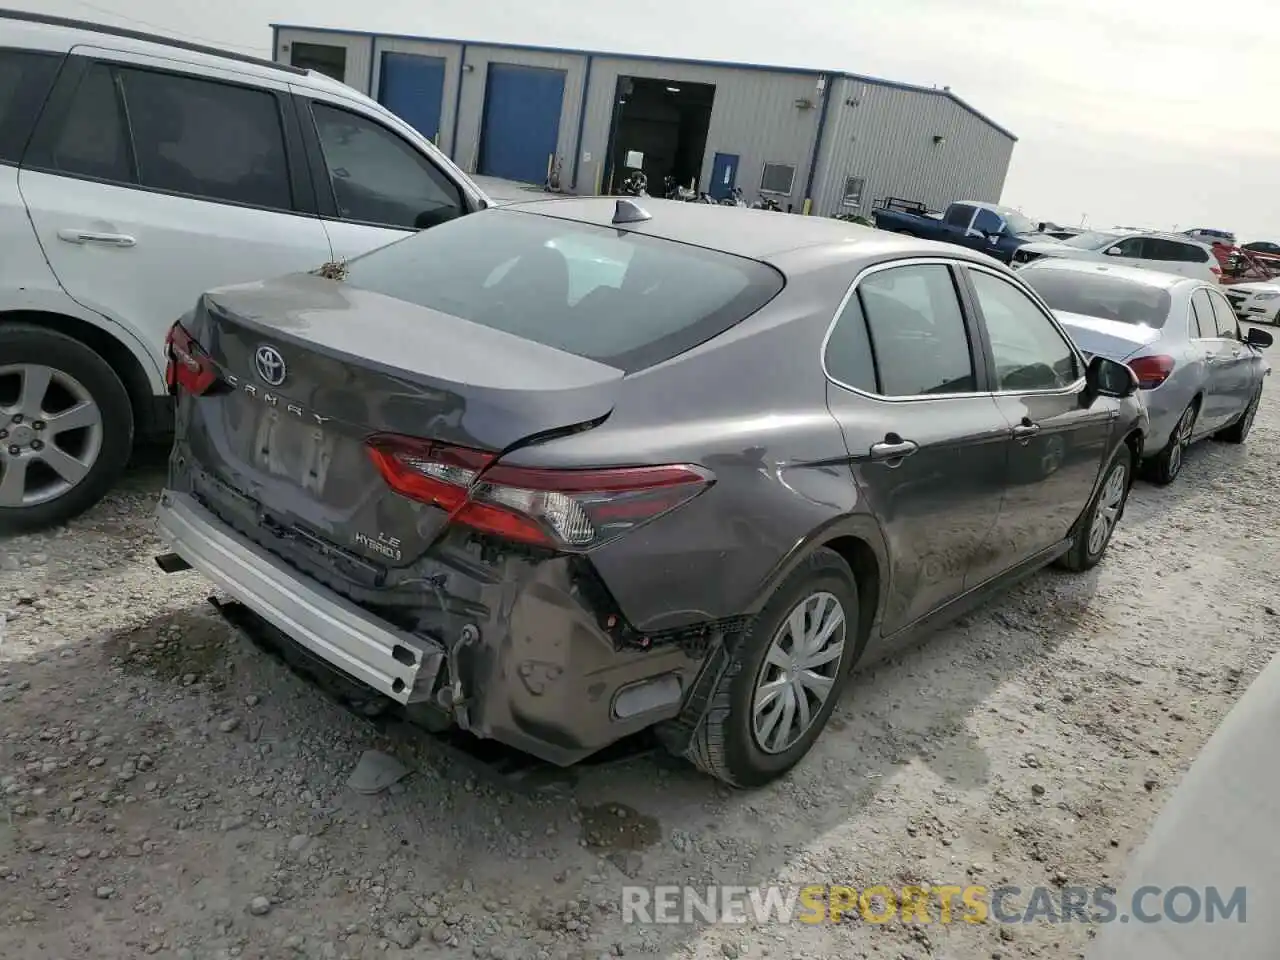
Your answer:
[370,38,464,155]
[269,30,1014,211]
[579,59,824,204]
[811,76,1015,219]
[452,46,586,179]
[275,29,372,94]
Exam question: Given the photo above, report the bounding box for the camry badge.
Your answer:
[255,344,286,386]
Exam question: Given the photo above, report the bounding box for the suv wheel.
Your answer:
[677,548,859,787]
[0,325,133,533]
[1056,447,1132,572]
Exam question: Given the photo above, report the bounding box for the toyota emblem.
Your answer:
[254,345,287,386]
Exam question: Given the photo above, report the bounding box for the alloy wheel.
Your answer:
[0,364,104,508]
[751,591,846,755]
[1088,461,1128,556]
[1167,406,1196,477]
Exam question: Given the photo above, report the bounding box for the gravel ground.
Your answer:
[2,350,1278,960]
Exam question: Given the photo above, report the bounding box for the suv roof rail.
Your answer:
[0,7,306,76]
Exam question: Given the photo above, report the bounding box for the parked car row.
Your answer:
[1,10,1270,790]
[871,199,1061,264]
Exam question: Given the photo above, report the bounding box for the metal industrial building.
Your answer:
[271,23,1017,217]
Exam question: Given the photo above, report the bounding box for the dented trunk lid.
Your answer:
[178,273,623,568]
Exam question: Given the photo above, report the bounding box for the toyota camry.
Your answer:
[154,197,1146,787]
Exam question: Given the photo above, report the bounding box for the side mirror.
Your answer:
[1104,247,1123,257]
[1086,354,1139,398]
[414,206,462,230]
[1246,327,1274,349]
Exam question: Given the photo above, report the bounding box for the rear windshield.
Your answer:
[341,208,785,372]
[1022,269,1172,328]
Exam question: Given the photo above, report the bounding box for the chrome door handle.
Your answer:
[1012,422,1041,441]
[869,439,918,461]
[57,229,136,247]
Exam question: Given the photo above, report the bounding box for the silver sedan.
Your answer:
[1018,258,1273,484]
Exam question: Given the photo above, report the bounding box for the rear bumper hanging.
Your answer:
[155,490,445,703]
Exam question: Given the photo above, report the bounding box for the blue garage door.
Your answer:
[478,63,566,184]
[378,52,447,144]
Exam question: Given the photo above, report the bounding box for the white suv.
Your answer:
[1011,230,1223,283]
[0,10,492,530]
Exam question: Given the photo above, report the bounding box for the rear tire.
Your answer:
[1142,400,1197,486]
[1215,386,1261,444]
[1056,446,1132,572]
[677,548,859,788]
[0,325,134,534]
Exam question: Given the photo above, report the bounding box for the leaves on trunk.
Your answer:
[314,260,349,282]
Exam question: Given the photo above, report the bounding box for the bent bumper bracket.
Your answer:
[155,490,444,705]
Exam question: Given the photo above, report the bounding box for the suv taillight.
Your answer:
[1127,354,1175,390]
[365,435,714,552]
[165,322,219,396]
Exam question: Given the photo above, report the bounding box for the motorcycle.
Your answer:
[752,196,782,212]
[617,168,649,197]
[719,186,747,207]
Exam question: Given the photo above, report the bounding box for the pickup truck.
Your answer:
[872,199,1055,264]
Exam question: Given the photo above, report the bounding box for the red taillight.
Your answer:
[1127,354,1175,390]
[164,322,218,396]
[365,435,714,551]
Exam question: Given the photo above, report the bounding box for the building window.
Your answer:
[290,42,347,81]
[841,176,865,209]
[759,162,796,196]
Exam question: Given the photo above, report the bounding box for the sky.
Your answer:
[19,0,1280,240]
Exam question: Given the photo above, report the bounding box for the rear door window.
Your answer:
[1141,238,1181,261]
[0,49,62,164]
[945,204,975,228]
[46,62,132,183]
[308,102,463,230]
[1190,289,1214,338]
[118,67,293,210]
[854,264,977,397]
[1174,242,1209,263]
[1207,290,1240,339]
[340,208,784,373]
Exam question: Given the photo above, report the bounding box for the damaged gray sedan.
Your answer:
[155,197,1146,787]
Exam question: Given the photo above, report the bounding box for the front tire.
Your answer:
[677,549,859,788]
[1056,446,1132,572]
[1143,401,1197,485]
[0,325,134,533]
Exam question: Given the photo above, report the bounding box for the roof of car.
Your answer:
[499,196,993,266]
[1022,258,1198,289]
[0,7,304,76]
[1085,228,1214,249]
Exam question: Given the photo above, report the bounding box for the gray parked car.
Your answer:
[1019,259,1272,485]
[154,198,1147,787]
